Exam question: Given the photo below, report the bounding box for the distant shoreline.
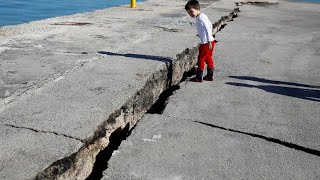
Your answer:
[1,0,319,28]
[290,0,320,3]
[0,0,144,27]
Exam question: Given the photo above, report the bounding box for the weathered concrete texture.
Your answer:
[103,114,320,180]
[0,125,82,180]
[103,0,320,179]
[0,0,240,179]
[0,0,215,105]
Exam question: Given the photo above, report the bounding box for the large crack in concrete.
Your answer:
[32,7,241,180]
[86,123,136,180]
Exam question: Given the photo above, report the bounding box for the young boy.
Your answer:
[185,0,215,82]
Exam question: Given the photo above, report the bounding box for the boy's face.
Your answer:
[187,8,200,18]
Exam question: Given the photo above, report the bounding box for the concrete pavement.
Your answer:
[0,0,240,179]
[103,1,320,179]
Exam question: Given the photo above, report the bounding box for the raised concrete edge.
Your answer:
[17,3,242,180]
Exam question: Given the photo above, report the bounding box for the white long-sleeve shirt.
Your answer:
[196,13,214,44]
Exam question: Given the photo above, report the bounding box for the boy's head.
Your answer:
[185,0,200,18]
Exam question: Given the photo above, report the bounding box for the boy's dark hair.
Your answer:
[185,0,200,10]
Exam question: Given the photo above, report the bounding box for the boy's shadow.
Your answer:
[98,51,172,63]
[229,76,320,89]
[226,76,320,102]
[98,51,174,86]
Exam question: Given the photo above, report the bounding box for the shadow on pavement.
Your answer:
[226,82,320,102]
[226,76,320,102]
[229,76,320,89]
[98,51,173,63]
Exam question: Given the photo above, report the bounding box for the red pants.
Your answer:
[197,41,215,71]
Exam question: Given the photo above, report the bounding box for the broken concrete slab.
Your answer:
[0,0,242,179]
[0,0,217,106]
[103,0,320,179]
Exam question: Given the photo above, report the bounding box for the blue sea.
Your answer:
[293,0,320,3]
[1,0,319,27]
[0,0,143,27]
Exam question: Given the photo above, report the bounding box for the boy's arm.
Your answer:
[208,40,213,49]
[202,17,213,49]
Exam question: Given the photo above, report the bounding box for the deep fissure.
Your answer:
[147,67,196,114]
[30,6,241,180]
[84,60,196,179]
[86,123,134,180]
[84,7,240,179]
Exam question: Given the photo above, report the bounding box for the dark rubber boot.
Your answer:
[191,68,203,82]
[204,68,214,81]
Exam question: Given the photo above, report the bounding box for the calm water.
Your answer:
[293,0,320,3]
[0,0,143,26]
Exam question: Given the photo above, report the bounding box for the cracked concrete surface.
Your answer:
[103,0,320,179]
[4,124,83,142]
[0,124,82,180]
[104,114,320,179]
[0,0,237,179]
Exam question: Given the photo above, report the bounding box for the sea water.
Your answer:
[0,0,143,27]
[294,0,320,3]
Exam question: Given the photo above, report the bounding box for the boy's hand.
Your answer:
[208,41,213,50]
